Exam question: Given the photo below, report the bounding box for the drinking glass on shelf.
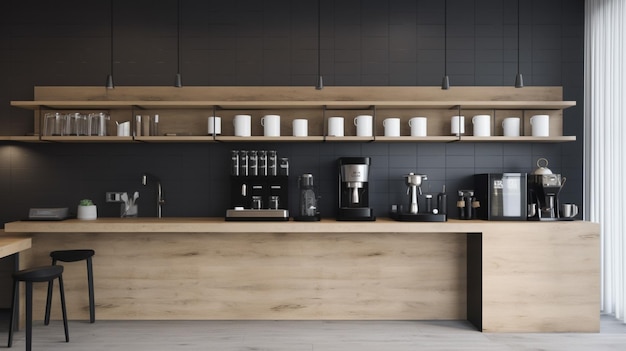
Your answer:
[88,112,110,136]
[43,112,65,136]
[66,113,88,136]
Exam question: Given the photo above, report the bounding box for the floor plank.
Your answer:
[1,316,625,351]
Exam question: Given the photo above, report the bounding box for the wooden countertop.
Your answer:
[0,234,32,258]
[3,217,599,234]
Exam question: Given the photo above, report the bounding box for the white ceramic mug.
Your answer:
[116,121,130,136]
[354,115,373,137]
[451,115,465,135]
[261,114,281,137]
[409,117,427,137]
[530,114,550,137]
[292,119,308,137]
[208,116,221,135]
[472,114,491,136]
[383,117,401,137]
[502,117,520,137]
[328,116,344,136]
[233,114,252,137]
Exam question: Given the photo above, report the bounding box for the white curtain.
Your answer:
[585,0,626,322]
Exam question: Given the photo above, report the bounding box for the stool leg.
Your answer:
[7,279,18,347]
[87,257,95,323]
[25,282,33,351]
[58,275,70,342]
[44,279,54,325]
[44,258,57,325]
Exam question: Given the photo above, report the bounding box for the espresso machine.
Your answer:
[226,150,289,221]
[526,158,566,221]
[389,172,447,222]
[527,174,564,221]
[337,157,375,221]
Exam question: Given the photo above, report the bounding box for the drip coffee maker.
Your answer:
[337,157,375,221]
[527,158,565,221]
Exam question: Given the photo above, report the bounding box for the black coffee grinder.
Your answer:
[337,157,375,221]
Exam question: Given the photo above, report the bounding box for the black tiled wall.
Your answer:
[0,0,584,224]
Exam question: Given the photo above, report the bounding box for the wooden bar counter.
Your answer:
[4,218,600,333]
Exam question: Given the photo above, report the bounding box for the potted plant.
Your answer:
[77,199,97,220]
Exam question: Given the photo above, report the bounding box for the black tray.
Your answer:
[389,212,447,222]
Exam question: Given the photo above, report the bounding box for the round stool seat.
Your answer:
[50,249,95,262]
[13,265,64,282]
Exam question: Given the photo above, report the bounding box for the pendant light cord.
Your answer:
[317,0,321,81]
[517,0,520,75]
[443,0,447,76]
[110,0,114,77]
[177,0,181,75]
[315,0,323,89]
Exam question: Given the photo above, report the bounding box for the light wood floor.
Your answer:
[2,315,625,351]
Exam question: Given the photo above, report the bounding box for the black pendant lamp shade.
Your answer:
[315,0,323,90]
[106,0,115,89]
[174,0,182,87]
[515,0,524,88]
[441,0,449,90]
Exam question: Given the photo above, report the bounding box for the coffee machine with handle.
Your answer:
[389,172,447,222]
[527,158,565,221]
[337,157,375,221]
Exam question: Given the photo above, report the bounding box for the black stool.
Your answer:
[8,265,69,351]
[45,249,95,324]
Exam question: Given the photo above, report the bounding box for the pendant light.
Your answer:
[106,0,115,89]
[315,0,323,90]
[441,0,450,90]
[515,0,524,88]
[174,0,182,87]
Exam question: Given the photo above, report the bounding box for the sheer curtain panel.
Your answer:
[585,0,626,322]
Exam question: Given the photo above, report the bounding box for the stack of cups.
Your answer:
[208,116,222,136]
[328,117,344,136]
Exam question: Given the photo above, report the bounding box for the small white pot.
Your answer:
[77,205,97,220]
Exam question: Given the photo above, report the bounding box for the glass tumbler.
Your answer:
[88,112,110,136]
[66,113,88,136]
[43,112,65,136]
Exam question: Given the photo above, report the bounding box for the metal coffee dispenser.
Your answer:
[337,157,375,221]
[527,158,565,221]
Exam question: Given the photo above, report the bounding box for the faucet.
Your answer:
[141,172,165,218]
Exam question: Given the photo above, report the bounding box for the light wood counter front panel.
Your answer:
[479,224,600,332]
[31,232,466,321]
[6,219,600,332]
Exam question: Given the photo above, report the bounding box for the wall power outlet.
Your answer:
[105,192,126,203]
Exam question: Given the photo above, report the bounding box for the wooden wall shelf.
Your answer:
[2,86,577,144]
